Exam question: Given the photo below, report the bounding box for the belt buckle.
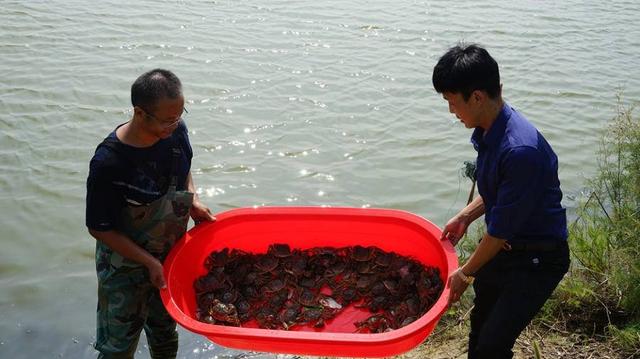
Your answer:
[502,242,512,251]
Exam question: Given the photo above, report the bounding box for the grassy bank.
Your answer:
[542,99,640,356]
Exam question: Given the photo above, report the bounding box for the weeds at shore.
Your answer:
[541,99,640,356]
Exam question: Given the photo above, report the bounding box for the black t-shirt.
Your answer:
[85,121,193,232]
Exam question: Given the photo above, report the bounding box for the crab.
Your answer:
[354,313,393,333]
[417,271,443,305]
[207,299,240,326]
[398,271,417,286]
[268,243,292,258]
[325,260,347,277]
[309,247,338,266]
[283,253,308,277]
[400,316,417,327]
[262,278,286,294]
[351,245,375,262]
[318,295,342,310]
[235,299,251,315]
[382,279,399,294]
[334,287,359,305]
[219,289,239,304]
[255,254,279,273]
[193,274,224,294]
[370,282,388,297]
[279,303,302,329]
[240,283,259,299]
[196,309,216,324]
[356,274,376,293]
[367,295,390,312]
[409,296,422,313]
[267,289,289,310]
[195,243,445,331]
[228,262,252,284]
[196,292,217,309]
[254,307,279,329]
[355,260,376,275]
[204,248,230,269]
[374,251,392,267]
[298,276,316,289]
[298,307,323,327]
[298,288,318,307]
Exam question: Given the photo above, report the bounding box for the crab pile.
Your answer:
[194,244,443,333]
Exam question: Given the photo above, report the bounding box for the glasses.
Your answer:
[143,107,188,129]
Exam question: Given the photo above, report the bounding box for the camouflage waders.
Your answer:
[94,145,193,359]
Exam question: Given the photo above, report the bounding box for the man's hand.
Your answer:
[440,214,469,245]
[448,268,471,306]
[190,199,216,224]
[89,229,169,289]
[147,258,167,289]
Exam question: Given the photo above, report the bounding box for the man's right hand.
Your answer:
[147,258,167,289]
[440,214,469,246]
[88,229,169,289]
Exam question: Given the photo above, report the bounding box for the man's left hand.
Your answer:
[448,268,471,306]
[190,200,216,224]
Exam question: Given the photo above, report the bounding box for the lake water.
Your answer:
[1,0,639,358]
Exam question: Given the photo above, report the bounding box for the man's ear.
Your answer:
[133,106,146,119]
[472,90,484,103]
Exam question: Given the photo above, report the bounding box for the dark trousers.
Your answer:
[468,241,569,359]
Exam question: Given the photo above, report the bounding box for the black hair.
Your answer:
[131,69,182,112]
[432,44,500,101]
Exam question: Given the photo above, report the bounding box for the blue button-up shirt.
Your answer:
[471,104,567,242]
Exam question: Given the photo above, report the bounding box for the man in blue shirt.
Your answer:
[86,69,215,358]
[433,44,570,358]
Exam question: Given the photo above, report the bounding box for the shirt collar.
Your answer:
[470,103,512,150]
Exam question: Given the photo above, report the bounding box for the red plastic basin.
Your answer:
[161,206,457,357]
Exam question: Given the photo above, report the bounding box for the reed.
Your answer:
[543,98,640,352]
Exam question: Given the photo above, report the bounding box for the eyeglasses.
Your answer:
[142,107,188,129]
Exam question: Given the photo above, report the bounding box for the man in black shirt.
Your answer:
[86,69,215,358]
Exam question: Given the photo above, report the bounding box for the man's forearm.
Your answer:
[186,171,195,193]
[89,229,158,268]
[461,232,505,276]
[459,195,485,224]
[186,171,201,202]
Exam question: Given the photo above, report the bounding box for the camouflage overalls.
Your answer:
[94,143,193,359]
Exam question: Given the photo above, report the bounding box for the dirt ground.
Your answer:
[309,321,639,359]
[412,324,637,359]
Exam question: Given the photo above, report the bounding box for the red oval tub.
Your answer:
[161,206,457,357]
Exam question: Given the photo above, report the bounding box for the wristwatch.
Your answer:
[456,268,475,285]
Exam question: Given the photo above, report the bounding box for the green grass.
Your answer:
[543,98,640,353]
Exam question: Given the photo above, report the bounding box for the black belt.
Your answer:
[503,240,565,252]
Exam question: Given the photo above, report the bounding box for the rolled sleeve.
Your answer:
[487,146,544,240]
[86,158,119,232]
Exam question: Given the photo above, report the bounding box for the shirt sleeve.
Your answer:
[174,121,193,190]
[486,146,545,240]
[85,150,120,232]
[179,120,193,160]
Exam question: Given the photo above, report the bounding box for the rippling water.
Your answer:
[1,0,639,357]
